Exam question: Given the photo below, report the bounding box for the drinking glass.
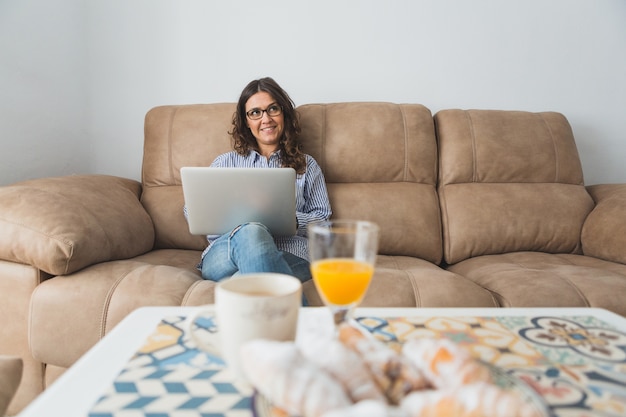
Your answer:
[308,220,379,325]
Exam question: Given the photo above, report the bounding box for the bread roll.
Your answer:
[240,339,352,417]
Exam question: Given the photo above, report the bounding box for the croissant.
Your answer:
[400,383,544,417]
[338,322,430,404]
[401,338,492,389]
[240,339,352,417]
[299,335,386,403]
[320,400,403,417]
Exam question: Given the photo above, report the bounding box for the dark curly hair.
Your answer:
[230,77,306,174]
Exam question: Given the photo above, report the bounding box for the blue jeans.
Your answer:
[201,222,312,284]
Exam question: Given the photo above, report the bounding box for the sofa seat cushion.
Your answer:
[131,248,203,271]
[305,255,498,308]
[29,250,215,368]
[447,252,626,316]
[27,250,499,369]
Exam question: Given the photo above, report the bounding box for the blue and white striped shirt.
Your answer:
[191,150,332,261]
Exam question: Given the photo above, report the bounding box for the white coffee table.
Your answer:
[17,307,626,417]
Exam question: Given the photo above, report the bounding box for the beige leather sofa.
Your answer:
[1,102,625,415]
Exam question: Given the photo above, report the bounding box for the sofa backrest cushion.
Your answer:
[142,102,443,264]
[436,109,595,264]
[142,104,235,250]
[299,103,442,263]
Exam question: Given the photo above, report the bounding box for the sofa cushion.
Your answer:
[582,184,626,265]
[436,109,595,264]
[141,102,444,263]
[29,251,210,368]
[305,255,497,308]
[299,103,442,263]
[0,175,155,275]
[448,252,626,316]
[141,185,207,250]
[142,104,235,249]
[327,183,441,261]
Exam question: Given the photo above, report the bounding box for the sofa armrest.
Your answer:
[582,183,626,265]
[0,175,155,275]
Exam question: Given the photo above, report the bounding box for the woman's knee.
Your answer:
[229,222,279,260]
[231,222,272,242]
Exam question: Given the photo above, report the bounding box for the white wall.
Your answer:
[2,0,625,186]
[0,0,88,185]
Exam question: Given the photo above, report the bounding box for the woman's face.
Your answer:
[245,91,284,155]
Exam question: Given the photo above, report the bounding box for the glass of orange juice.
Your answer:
[308,220,379,325]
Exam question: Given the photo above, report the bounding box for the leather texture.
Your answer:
[448,252,626,308]
[0,175,154,275]
[298,103,442,264]
[0,103,624,415]
[436,109,594,264]
[142,104,234,250]
[0,355,23,417]
[582,184,626,265]
[0,261,46,415]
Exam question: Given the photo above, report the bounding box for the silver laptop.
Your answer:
[181,167,297,236]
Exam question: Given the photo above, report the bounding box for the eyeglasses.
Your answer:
[246,104,283,120]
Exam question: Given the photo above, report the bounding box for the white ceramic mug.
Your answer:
[188,273,302,379]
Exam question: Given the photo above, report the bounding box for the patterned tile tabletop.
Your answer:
[88,312,626,417]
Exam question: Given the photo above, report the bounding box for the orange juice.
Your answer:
[311,258,374,306]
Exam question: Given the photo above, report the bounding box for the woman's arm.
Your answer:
[296,156,332,234]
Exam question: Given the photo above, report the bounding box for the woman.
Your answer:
[198,77,331,284]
